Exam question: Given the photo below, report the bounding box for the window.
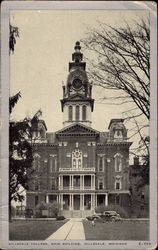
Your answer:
[33,154,41,171]
[114,129,123,140]
[34,180,39,191]
[82,105,86,121]
[99,158,103,171]
[114,153,122,172]
[51,179,56,190]
[115,177,122,190]
[50,156,57,172]
[35,196,39,207]
[72,149,82,170]
[69,106,72,121]
[98,179,104,189]
[76,105,79,121]
[116,182,120,190]
[98,156,104,172]
[99,182,103,190]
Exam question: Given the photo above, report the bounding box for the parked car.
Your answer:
[56,215,65,220]
[100,211,122,222]
[86,214,102,221]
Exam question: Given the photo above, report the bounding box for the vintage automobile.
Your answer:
[86,214,102,221]
[100,211,123,222]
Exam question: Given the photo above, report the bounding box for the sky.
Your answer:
[10,9,148,146]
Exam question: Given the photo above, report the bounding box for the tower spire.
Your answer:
[72,41,83,63]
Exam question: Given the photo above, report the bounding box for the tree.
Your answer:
[9,25,41,220]
[9,93,32,219]
[82,17,149,185]
[9,24,19,53]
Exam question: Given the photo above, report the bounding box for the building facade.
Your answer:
[26,42,132,218]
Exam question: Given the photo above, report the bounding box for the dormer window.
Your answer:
[114,129,123,140]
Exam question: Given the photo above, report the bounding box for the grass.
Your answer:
[9,220,67,240]
[83,220,149,240]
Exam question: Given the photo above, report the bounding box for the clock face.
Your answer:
[72,78,82,90]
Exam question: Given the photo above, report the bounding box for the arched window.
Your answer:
[68,106,72,121]
[114,129,123,141]
[82,105,87,121]
[72,149,82,170]
[114,153,122,172]
[76,105,79,121]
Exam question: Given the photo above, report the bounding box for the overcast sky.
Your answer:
[10,9,148,139]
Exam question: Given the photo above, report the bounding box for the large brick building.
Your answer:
[26,42,132,218]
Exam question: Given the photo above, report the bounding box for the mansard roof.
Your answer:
[56,122,99,137]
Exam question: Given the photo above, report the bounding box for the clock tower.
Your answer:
[61,41,94,127]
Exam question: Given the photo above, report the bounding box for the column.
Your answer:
[72,194,74,210]
[91,194,93,210]
[59,175,61,190]
[105,193,108,207]
[93,194,95,210]
[80,175,82,190]
[91,174,92,190]
[61,194,63,210]
[55,157,57,172]
[70,175,72,189]
[69,194,72,210]
[61,175,63,190]
[80,194,82,210]
[46,195,49,203]
[83,175,84,190]
[95,194,97,207]
[82,194,84,211]
[58,194,61,207]
[93,174,95,190]
[57,195,59,203]
[72,175,74,190]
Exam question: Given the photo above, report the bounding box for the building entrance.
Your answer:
[74,195,80,210]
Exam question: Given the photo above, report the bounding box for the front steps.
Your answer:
[61,210,94,218]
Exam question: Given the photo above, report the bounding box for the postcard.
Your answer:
[0,1,157,249]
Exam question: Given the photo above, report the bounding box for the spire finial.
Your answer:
[74,41,81,52]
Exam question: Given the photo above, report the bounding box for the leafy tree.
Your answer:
[82,17,149,186]
[9,93,37,219]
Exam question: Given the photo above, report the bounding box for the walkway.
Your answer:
[46,218,85,240]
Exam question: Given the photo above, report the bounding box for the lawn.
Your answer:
[83,220,149,240]
[9,220,67,240]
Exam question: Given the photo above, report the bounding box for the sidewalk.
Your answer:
[46,218,85,240]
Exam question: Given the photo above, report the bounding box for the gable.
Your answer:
[56,123,99,137]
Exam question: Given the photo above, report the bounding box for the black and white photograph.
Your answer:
[0,1,157,249]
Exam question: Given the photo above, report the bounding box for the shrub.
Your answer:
[36,201,48,210]
[48,201,59,218]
